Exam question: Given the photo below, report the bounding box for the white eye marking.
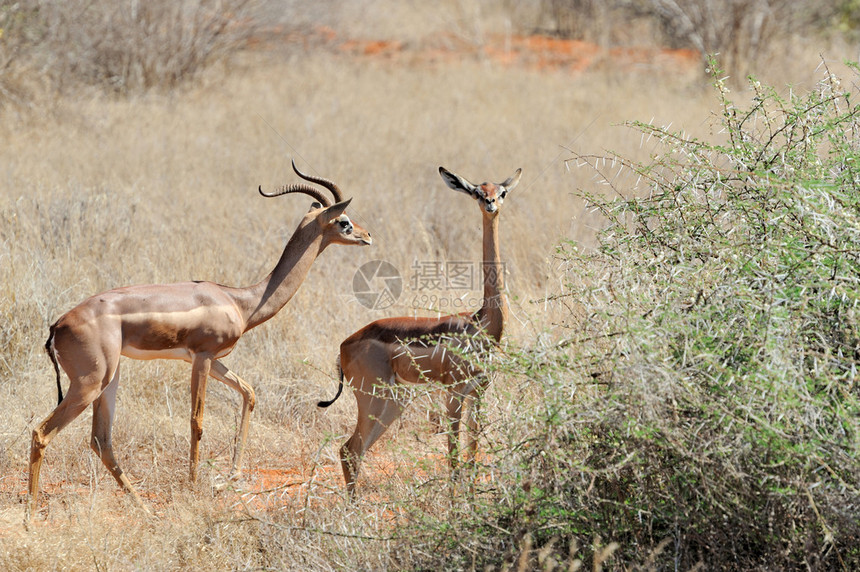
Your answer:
[336,215,353,233]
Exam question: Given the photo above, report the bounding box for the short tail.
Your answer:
[317,358,344,408]
[45,322,63,405]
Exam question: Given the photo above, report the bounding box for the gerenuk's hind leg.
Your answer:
[28,393,91,522]
[27,365,114,522]
[341,388,406,500]
[90,366,148,510]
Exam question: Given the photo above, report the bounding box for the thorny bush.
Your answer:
[404,62,860,570]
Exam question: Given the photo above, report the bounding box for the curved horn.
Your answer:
[291,159,344,205]
[258,183,330,207]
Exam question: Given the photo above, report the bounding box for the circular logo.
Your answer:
[352,260,402,310]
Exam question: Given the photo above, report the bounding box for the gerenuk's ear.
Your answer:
[439,166,478,198]
[499,168,522,194]
[319,198,353,222]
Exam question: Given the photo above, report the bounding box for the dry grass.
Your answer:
[2,2,859,569]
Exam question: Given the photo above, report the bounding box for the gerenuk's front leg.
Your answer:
[209,359,256,478]
[189,353,212,482]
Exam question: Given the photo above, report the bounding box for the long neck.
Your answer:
[238,221,325,331]
[476,212,507,342]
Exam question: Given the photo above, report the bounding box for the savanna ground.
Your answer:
[1,1,859,570]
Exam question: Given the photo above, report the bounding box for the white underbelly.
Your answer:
[394,373,426,385]
[122,347,192,361]
[121,345,234,361]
